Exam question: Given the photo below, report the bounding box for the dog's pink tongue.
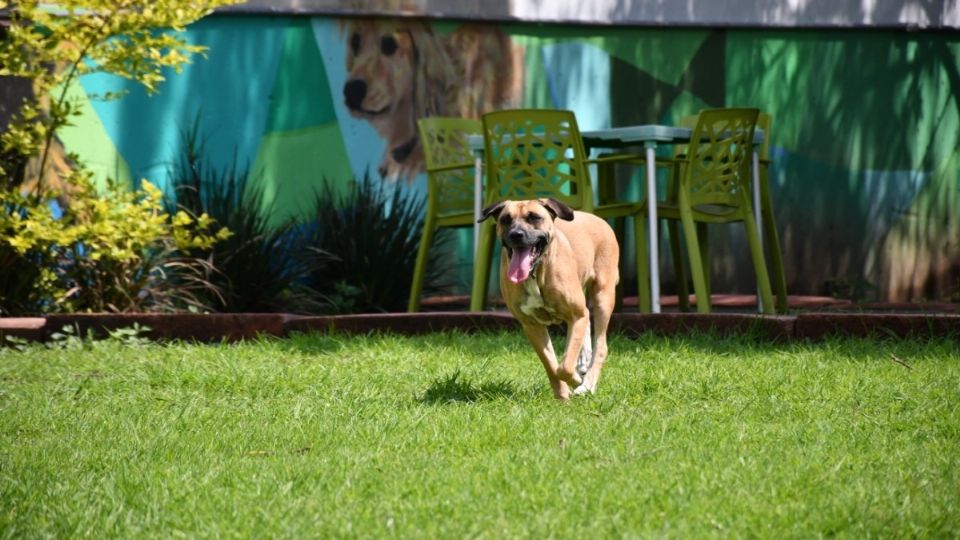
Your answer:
[507,247,536,284]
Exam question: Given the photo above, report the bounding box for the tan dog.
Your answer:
[341,19,522,181]
[479,198,620,400]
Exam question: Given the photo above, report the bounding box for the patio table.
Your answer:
[467,125,765,313]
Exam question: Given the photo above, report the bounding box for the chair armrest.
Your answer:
[426,162,474,174]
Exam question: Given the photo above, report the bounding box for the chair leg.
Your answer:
[680,214,711,313]
[743,210,775,314]
[761,172,788,312]
[634,213,651,312]
[697,222,711,300]
[470,221,497,311]
[407,219,437,312]
[667,219,689,311]
[613,216,627,312]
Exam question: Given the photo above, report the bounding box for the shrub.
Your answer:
[166,121,314,313]
[299,176,451,313]
[0,0,241,314]
[0,175,229,314]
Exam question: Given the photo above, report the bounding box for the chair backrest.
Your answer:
[680,108,759,210]
[757,111,772,161]
[481,109,593,212]
[417,117,482,218]
[673,114,699,158]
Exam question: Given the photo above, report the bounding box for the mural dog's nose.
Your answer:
[343,79,367,110]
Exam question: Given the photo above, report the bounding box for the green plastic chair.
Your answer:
[634,108,775,313]
[662,112,788,313]
[407,117,483,312]
[756,112,789,312]
[470,109,640,311]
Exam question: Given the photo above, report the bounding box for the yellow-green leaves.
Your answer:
[0,177,230,312]
[0,0,241,185]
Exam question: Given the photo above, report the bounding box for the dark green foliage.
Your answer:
[167,120,313,313]
[300,176,450,313]
[0,110,42,315]
[0,240,44,315]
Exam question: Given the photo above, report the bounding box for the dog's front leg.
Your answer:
[521,323,570,400]
[556,315,588,389]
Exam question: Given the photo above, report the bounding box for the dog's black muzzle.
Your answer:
[503,227,548,257]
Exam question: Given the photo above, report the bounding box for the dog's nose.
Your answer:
[508,230,525,244]
[343,79,367,110]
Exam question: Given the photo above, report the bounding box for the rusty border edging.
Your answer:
[1,312,959,344]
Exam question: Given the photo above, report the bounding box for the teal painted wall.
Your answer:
[59,16,960,302]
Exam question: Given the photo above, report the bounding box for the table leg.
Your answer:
[645,142,661,314]
[473,149,484,255]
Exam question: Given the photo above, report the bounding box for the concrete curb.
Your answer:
[2,311,959,344]
[11,313,293,343]
[286,312,519,335]
[611,313,796,341]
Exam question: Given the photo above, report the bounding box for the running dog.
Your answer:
[479,198,619,400]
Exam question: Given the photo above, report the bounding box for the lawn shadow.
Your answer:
[418,369,522,404]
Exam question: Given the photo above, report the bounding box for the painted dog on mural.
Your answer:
[341,18,522,181]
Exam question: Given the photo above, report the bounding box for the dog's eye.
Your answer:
[498,214,512,226]
[380,35,399,56]
[350,33,361,55]
[526,213,543,224]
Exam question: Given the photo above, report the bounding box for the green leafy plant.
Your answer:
[46,324,89,350]
[166,119,315,313]
[0,0,238,314]
[105,322,152,346]
[1,177,230,313]
[299,177,452,313]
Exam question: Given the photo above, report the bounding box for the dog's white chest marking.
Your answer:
[518,279,561,325]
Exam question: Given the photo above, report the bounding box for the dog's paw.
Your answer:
[572,384,595,396]
[556,367,582,388]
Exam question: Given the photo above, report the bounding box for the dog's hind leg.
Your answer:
[521,323,570,400]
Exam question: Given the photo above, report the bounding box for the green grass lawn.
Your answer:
[2,330,958,538]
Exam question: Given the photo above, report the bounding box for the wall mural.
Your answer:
[57,16,960,302]
[340,19,521,180]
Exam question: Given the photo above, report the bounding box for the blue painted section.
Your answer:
[80,17,287,190]
[541,43,611,130]
[860,169,928,246]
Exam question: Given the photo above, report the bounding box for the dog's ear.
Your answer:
[409,27,455,117]
[540,198,575,221]
[478,200,507,223]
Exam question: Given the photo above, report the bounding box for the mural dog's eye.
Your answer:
[380,35,399,56]
[499,214,513,226]
[526,213,543,224]
[350,33,361,55]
